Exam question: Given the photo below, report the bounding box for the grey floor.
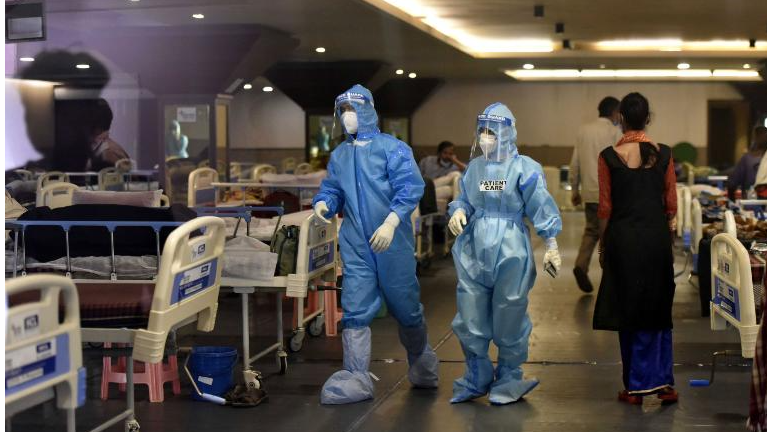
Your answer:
[11,211,752,432]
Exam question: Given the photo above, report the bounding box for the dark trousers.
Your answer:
[575,203,600,274]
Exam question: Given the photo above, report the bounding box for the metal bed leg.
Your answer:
[276,293,287,374]
[290,296,306,352]
[66,408,76,432]
[125,356,138,432]
[242,292,250,371]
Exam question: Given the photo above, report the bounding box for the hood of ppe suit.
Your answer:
[477,102,517,160]
[335,84,379,139]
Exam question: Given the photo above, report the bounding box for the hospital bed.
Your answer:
[189,167,265,207]
[36,171,69,196]
[211,170,325,208]
[37,182,80,209]
[196,207,339,377]
[13,169,35,181]
[6,275,85,432]
[6,216,226,431]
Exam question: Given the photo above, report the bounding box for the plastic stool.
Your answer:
[101,343,181,403]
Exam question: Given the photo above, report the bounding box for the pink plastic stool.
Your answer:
[101,343,181,403]
[291,289,342,337]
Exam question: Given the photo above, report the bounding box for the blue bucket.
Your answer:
[189,346,238,401]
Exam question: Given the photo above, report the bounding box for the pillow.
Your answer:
[71,190,162,207]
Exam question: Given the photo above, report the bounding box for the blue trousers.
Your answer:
[619,330,674,394]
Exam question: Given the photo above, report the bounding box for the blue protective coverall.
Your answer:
[448,103,562,405]
[313,84,439,404]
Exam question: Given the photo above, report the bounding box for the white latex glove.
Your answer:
[448,209,467,236]
[314,201,331,224]
[543,237,561,277]
[369,212,400,253]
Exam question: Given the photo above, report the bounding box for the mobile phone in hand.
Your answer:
[544,262,557,278]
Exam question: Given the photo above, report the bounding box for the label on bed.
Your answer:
[191,240,207,261]
[172,259,218,304]
[479,180,506,192]
[6,334,69,393]
[714,277,740,321]
[309,242,335,273]
[8,311,41,341]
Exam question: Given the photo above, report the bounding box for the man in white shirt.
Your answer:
[569,97,622,293]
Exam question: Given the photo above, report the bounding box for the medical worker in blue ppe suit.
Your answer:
[447,102,562,405]
[312,84,439,405]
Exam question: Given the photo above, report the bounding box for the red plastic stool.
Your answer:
[323,289,343,337]
[101,343,181,403]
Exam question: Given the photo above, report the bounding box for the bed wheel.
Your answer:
[289,330,305,352]
[277,352,288,375]
[309,316,325,337]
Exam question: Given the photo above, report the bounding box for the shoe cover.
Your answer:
[450,356,493,403]
[320,327,374,405]
[398,324,439,388]
[488,365,538,405]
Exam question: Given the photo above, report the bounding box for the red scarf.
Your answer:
[616,130,653,147]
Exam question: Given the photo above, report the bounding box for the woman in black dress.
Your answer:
[593,92,678,405]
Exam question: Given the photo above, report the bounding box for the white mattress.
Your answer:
[5,251,158,279]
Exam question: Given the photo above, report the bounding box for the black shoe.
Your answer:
[573,268,594,293]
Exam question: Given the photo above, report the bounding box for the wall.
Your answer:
[412,80,744,166]
[5,78,55,169]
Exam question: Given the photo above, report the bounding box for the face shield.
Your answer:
[469,113,515,163]
[331,91,372,143]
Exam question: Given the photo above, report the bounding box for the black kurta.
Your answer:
[593,143,676,331]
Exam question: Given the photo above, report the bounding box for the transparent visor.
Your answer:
[331,92,370,143]
[469,114,514,162]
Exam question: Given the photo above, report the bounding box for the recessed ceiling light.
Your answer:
[129,0,140,2]
[243,83,253,90]
[504,68,761,81]
[76,64,90,69]
[408,72,417,78]
[19,57,34,62]
[599,64,606,69]
[744,63,752,69]
[315,47,326,53]
[522,63,535,70]
[262,86,274,92]
[192,13,204,19]
[395,69,404,75]
[677,62,690,70]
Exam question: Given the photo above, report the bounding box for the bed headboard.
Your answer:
[132,216,226,363]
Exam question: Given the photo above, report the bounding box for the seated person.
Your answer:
[86,99,130,172]
[736,126,767,199]
[419,141,465,201]
[165,120,189,159]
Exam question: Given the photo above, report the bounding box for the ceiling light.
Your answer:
[744,63,752,69]
[315,47,326,53]
[19,57,34,62]
[243,83,252,90]
[262,86,274,92]
[192,13,204,19]
[599,64,606,69]
[504,68,760,81]
[129,0,140,2]
[677,62,690,69]
[76,64,90,69]
[408,72,417,78]
[395,69,404,75]
[591,38,767,52]
[420,15,554,54]
[522,63,535,70]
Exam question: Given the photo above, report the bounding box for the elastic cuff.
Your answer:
[545,237,558,250]
[384,211,401,228]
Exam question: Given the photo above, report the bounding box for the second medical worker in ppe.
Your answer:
[312,84,439,405]
[448,103,562,405]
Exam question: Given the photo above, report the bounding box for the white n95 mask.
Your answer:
[479,133,497,156]
[341,111,358,134]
